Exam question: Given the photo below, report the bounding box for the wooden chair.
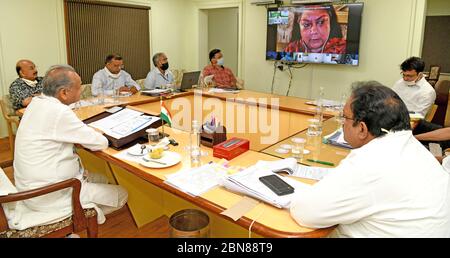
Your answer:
[432,80,450,126]
[425,104,438,123]
[80,84,92,99]
[236,77,245,90]
[0,165,98,238]
[427,65,441,87]
[0,95,20,158]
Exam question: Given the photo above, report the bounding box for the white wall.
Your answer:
[427,0,450,16]
[208,8,239,75]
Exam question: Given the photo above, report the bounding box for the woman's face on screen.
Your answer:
[299,9,331,52]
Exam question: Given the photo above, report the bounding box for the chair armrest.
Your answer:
[0,178,87,233]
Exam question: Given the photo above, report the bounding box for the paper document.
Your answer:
[306,99,342,108]
[221,165,310,209]
[323,128,352,149]
[69,100,96,109]
[165,163,231,196]
[208,88,240,94]
[255,158,331,181]
[89,108,160,139]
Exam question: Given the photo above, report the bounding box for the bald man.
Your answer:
[9,59,44,110]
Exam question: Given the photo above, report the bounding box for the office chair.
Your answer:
[0,95,20,159]
[0,164,98,238]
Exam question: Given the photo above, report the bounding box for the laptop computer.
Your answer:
[178,71,201,92]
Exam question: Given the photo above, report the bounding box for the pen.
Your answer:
[307,159,335,166]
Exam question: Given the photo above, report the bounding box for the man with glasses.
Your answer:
[392,56,435,117]
[91,53,140,97]
[290,81,450,237]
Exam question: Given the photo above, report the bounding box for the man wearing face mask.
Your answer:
[202,49,237,89]
[9,59,44,110]
[91,53,140,97]
[144,52,174,90]
[392,56,435,117]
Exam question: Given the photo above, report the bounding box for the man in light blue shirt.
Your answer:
[144,52,174,90]
[91,54,140,96]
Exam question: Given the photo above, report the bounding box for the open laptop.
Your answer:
[178,71,201,92]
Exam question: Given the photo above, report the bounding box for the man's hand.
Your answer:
[119,86,130,92]
[130,86,138,94]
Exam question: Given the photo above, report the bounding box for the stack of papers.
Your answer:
[141,89,171,96]
[221,165,310,208]
[165,163,231,196]
[89,108,160,139]
[306,99,342,108]
[255,158,331,181]
[208,88,240,94]
[323,128,352,149]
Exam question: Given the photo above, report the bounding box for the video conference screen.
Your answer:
[266,3,364,66]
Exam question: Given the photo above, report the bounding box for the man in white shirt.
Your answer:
[13,65,128,228]
[290,81,450,237]
[144,52,174,90]
[392,56,436,117]
[91,54,140,96]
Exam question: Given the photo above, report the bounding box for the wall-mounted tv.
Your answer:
[266,3,364,66]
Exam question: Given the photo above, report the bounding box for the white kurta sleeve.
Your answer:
[124,72,140,90]
[290,160,374,228]
[91,71,104,97]
[144,71,156,90]
[53,107,108,151]
[417,90,436,117]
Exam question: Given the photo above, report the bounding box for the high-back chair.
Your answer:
[0,95,20,158]
[425,104,438,123]
[432,80,450,126]
[80,84,92,99]
[0,165,98,238]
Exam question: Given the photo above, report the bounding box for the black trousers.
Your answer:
[413,120,450,150]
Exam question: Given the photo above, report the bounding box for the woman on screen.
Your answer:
[284,5,346,54]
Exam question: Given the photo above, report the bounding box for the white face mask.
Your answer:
[217,58,224,66]
[405,80,416,86]
[22,78,38,87]
[104,67,121,79]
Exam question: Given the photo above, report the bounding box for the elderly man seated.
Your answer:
[13,65,128,230]
[91,54,140,97]
[9,59,44,110]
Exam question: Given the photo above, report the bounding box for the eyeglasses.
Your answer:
[401,72,417,79]
[341,114,354,121]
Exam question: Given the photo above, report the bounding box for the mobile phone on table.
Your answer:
[259,175,295,196]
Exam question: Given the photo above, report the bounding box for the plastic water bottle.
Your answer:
[189,120,201,167]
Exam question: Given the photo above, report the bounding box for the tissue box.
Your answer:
[213,137,250,160]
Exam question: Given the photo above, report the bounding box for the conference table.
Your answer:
[19,89,351,237]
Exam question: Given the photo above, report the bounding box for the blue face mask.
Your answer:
[217,58,224,66]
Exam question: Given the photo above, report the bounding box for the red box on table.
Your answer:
[213,137,250,160]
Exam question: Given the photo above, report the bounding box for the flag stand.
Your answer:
[159,95,170,139]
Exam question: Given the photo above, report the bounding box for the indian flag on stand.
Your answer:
[160,100,172,127]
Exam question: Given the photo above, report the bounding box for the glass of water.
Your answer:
[291,137,306,160]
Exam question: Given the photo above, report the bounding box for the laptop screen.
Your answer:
[180,71,201,90]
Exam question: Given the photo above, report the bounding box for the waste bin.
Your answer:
[169,209,210,238]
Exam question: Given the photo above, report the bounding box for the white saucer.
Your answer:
[291,137,306,144]
[140,151,181,168]
[127,144,150,156]
[302,149,311,154]
[280,144,293,150]
[275,148,290,154]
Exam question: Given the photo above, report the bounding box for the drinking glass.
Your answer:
[291,137,306,160]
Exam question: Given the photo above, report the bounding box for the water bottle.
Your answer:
[189,120,201,167]
[98,83,105,105]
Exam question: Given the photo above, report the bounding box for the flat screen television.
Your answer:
[266,3,364,66]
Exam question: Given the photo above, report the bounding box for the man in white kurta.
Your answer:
[91,54,140,96]
[12,65,127,230]
[290,81,450,237]
[392,57,436,117]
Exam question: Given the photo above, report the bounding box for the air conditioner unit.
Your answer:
[251,0,278,6]
[291,0,333,4]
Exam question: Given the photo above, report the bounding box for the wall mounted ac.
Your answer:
[251,0,279,6]
[291,0,333,4]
